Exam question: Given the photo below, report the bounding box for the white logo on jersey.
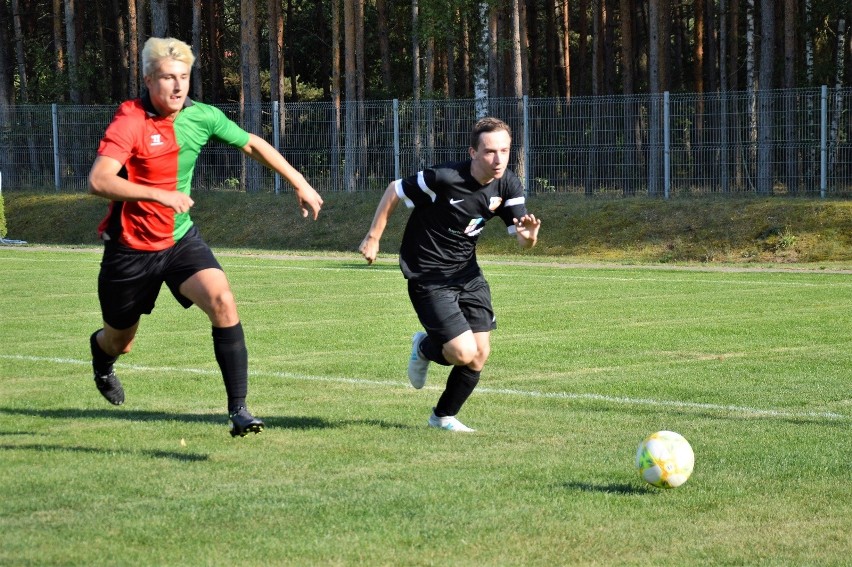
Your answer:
[150,134,163,146]
[488,197,503,211]
[450,198,464,204]
[464,218,484,236]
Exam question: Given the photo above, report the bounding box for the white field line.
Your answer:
[2,354,846,421]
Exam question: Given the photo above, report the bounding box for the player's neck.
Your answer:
[469,161,494,186]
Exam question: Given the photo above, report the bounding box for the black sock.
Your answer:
[420,335,451,366]
[434,366,481,417]
[90,330,118,376]
[212,323,249,413]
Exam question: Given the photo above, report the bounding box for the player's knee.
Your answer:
[445,343,478,366]
[207,289,238,322]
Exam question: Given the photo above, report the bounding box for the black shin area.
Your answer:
[212,323,249,413]
[434,366,481,417]
[90,330,118,375]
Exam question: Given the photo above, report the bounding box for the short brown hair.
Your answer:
[470,117,512,150]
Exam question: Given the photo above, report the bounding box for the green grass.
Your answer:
[1,248,851,565]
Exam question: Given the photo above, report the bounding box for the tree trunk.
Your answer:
[330,0,341,190]
[577,0,588,95]
[191,0,203,100]
[719,0,730,193]
[746,0,757,190]
[585,0,603,196]
[473,1,489,117]
[804,0,816,188]
[828,15,847,178]
[207,0,223,102]
[783,0,797,194]
[0,0,15,186]
[488,6,498,99]
[756,0,775,195]
[150,0,168,37]
[343,0,358,191]
[561,0,571,98]
[53,0,66,98]
[11,0,30,103]
[240,0,262,192]
[511,0,523,98]
[511,0,526,185]
[693,0,705,190]
[425,34,435,164]
[288,0,298,100]
[136,0,147,89]
[268,0,282,102]
[545,0,557,96]
[620,0,637,195]
[376,0,393,92]
[647,0,662,196]
[446,12,457,98]
[703,0,718,93]
[355,0,365,101]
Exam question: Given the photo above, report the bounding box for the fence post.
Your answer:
[272,100,281,195]
[393,99,400,181]
[52,104,60,191]
[664,91,671,199]
[820,85,827,199]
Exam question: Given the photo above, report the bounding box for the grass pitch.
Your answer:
[1,248,850,566]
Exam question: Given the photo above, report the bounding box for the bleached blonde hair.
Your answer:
[141,37,195,78]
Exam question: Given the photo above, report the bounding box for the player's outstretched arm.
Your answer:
[359,182,400,264]
[241,133,323,220]
[513,214,541,249]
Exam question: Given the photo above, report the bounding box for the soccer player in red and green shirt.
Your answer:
[88,37,323,437]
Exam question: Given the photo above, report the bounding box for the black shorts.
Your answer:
[407,273,497,345]
[97,226,222,330]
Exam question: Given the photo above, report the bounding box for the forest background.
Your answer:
[1,0,851,111]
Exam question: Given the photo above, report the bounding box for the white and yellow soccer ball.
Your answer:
[635,430,695,488]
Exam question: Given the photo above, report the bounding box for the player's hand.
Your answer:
[359,235,379,265]
[514,214,541,244]
[296,185,323,220]
[161,191,195,214]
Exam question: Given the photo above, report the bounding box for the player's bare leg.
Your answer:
[180,268,263,437]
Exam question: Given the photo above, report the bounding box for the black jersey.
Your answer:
[396,160,528,282]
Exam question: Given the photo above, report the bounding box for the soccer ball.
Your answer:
[635,430,694,488]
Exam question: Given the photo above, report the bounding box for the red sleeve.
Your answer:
[97,101,142,165]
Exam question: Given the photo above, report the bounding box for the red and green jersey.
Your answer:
[96,95,250,251]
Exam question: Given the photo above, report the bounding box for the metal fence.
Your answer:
[1,87,850,197]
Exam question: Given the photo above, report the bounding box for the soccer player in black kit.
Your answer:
[359,117,541,432]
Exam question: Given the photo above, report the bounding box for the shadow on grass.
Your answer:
[0,406,335,430]
[561,481,650,495]
[0,442,209,462]
[336,418,416,430]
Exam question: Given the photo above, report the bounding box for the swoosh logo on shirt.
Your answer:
[449,198,464,204]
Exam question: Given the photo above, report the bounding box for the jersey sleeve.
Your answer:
[96,103,139,165]
[206,105,251,148]
[396,168,440,208]
[497,172,528,235]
